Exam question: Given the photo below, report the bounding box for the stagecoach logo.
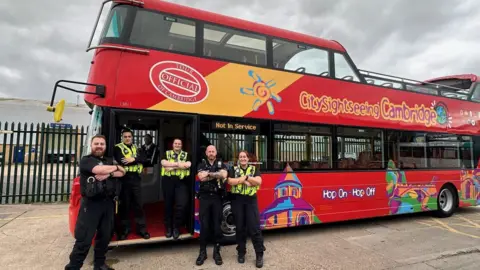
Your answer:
[149,61,209,104]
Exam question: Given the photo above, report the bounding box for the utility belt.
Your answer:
[232,192,258,202]
[85,176,118,199]
[124,166,142,174]
[197,179,226,199]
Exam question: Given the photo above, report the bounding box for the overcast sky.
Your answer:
[1,0,479,103]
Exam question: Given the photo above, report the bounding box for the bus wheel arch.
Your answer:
[434,183,458,218]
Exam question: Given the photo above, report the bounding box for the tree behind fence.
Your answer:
[0,122,88,204]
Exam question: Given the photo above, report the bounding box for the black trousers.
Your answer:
[163,176,189,229]
[232,194,264,255]
[199,193,223,250]
[66,197,114,269]
[119,173,146,232]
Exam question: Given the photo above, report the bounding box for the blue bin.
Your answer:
[13,146,25,163]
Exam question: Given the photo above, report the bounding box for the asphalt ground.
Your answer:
[0,203,478,269]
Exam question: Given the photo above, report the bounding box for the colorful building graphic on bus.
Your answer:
[260,164,321,228]
[459,168,480,206]
[386,160,438,214]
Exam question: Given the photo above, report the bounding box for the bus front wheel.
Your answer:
[220,200,236,245]
[434,184,457,218]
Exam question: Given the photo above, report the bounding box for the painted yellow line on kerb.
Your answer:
[456,216,480,228]
[0,214,67,221]
[431,218,480,239]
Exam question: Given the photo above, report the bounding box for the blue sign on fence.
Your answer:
[49,123,73,129]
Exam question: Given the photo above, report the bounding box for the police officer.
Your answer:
[141,134,158,167]
[160,138,191,240]
[114,128,150,240]
[195,145,228,266]
[226,150,264,268]
[65,135,125,270]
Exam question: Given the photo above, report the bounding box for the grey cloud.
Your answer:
[294,0,480,79]
[0,0,479,103]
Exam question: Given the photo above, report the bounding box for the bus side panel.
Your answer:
[68,176,81,237]
[193,176,201,238]
[84,46,122,107]
[114,50,229,111]
[256,167,473,230]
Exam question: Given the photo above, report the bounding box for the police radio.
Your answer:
[85,176,105,198]
[215,159,227,198]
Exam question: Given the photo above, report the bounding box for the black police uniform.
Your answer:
[114,144,149,239]
[161,150,191,239]
[141,142,158,167]
[195,158,227,266]
[65,154,117,270]
[229,165,265,267]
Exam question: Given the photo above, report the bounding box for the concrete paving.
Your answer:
[0,203,478,269]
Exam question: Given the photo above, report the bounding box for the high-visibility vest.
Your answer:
[161,150,190,179]
[231,165,259,196]
[115,142,143,173]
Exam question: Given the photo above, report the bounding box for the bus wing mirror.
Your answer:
[46,80,106,122]
[47,99,66,123]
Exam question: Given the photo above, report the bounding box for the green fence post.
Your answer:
[5,122,15,204]
[49,124,56,202]
[0,122,5,204]
[42,124,50,202]
[54,125,61,202]
[18,123,28,203]
[66,126,73,198]
[61,125,68,201]
[25,123,34,204]
[34,123,42,203]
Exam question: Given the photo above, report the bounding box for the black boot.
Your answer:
[213,244,223,265]
[137,230,150,239]
[172,228,180,240]
[237,252,245,264]
[255,252,263,268]
[118,228,129,240]
[165,227,172,238]
[196,249,207,266]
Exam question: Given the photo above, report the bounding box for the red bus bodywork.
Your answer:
[68,0,480,244]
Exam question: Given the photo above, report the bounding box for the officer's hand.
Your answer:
[198,171,208,180]
[244,181,253,187]
[95,174,110,181]
[122,157,135,164]
[117,166,126,173]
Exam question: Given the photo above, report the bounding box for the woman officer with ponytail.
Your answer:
[226,150,265,268]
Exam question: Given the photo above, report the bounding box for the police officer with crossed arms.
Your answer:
[160,138,191,240]
[226,150,265,268]
[65,135,125,270]
[114,128,150,240]
[195,145,228,266]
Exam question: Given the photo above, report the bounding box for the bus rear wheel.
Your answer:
[220,200,236,245]
[435,185,457,218]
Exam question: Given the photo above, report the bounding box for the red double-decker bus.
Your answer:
[48,0,480,246]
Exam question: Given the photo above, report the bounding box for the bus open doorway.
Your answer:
[106,109,198,246]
